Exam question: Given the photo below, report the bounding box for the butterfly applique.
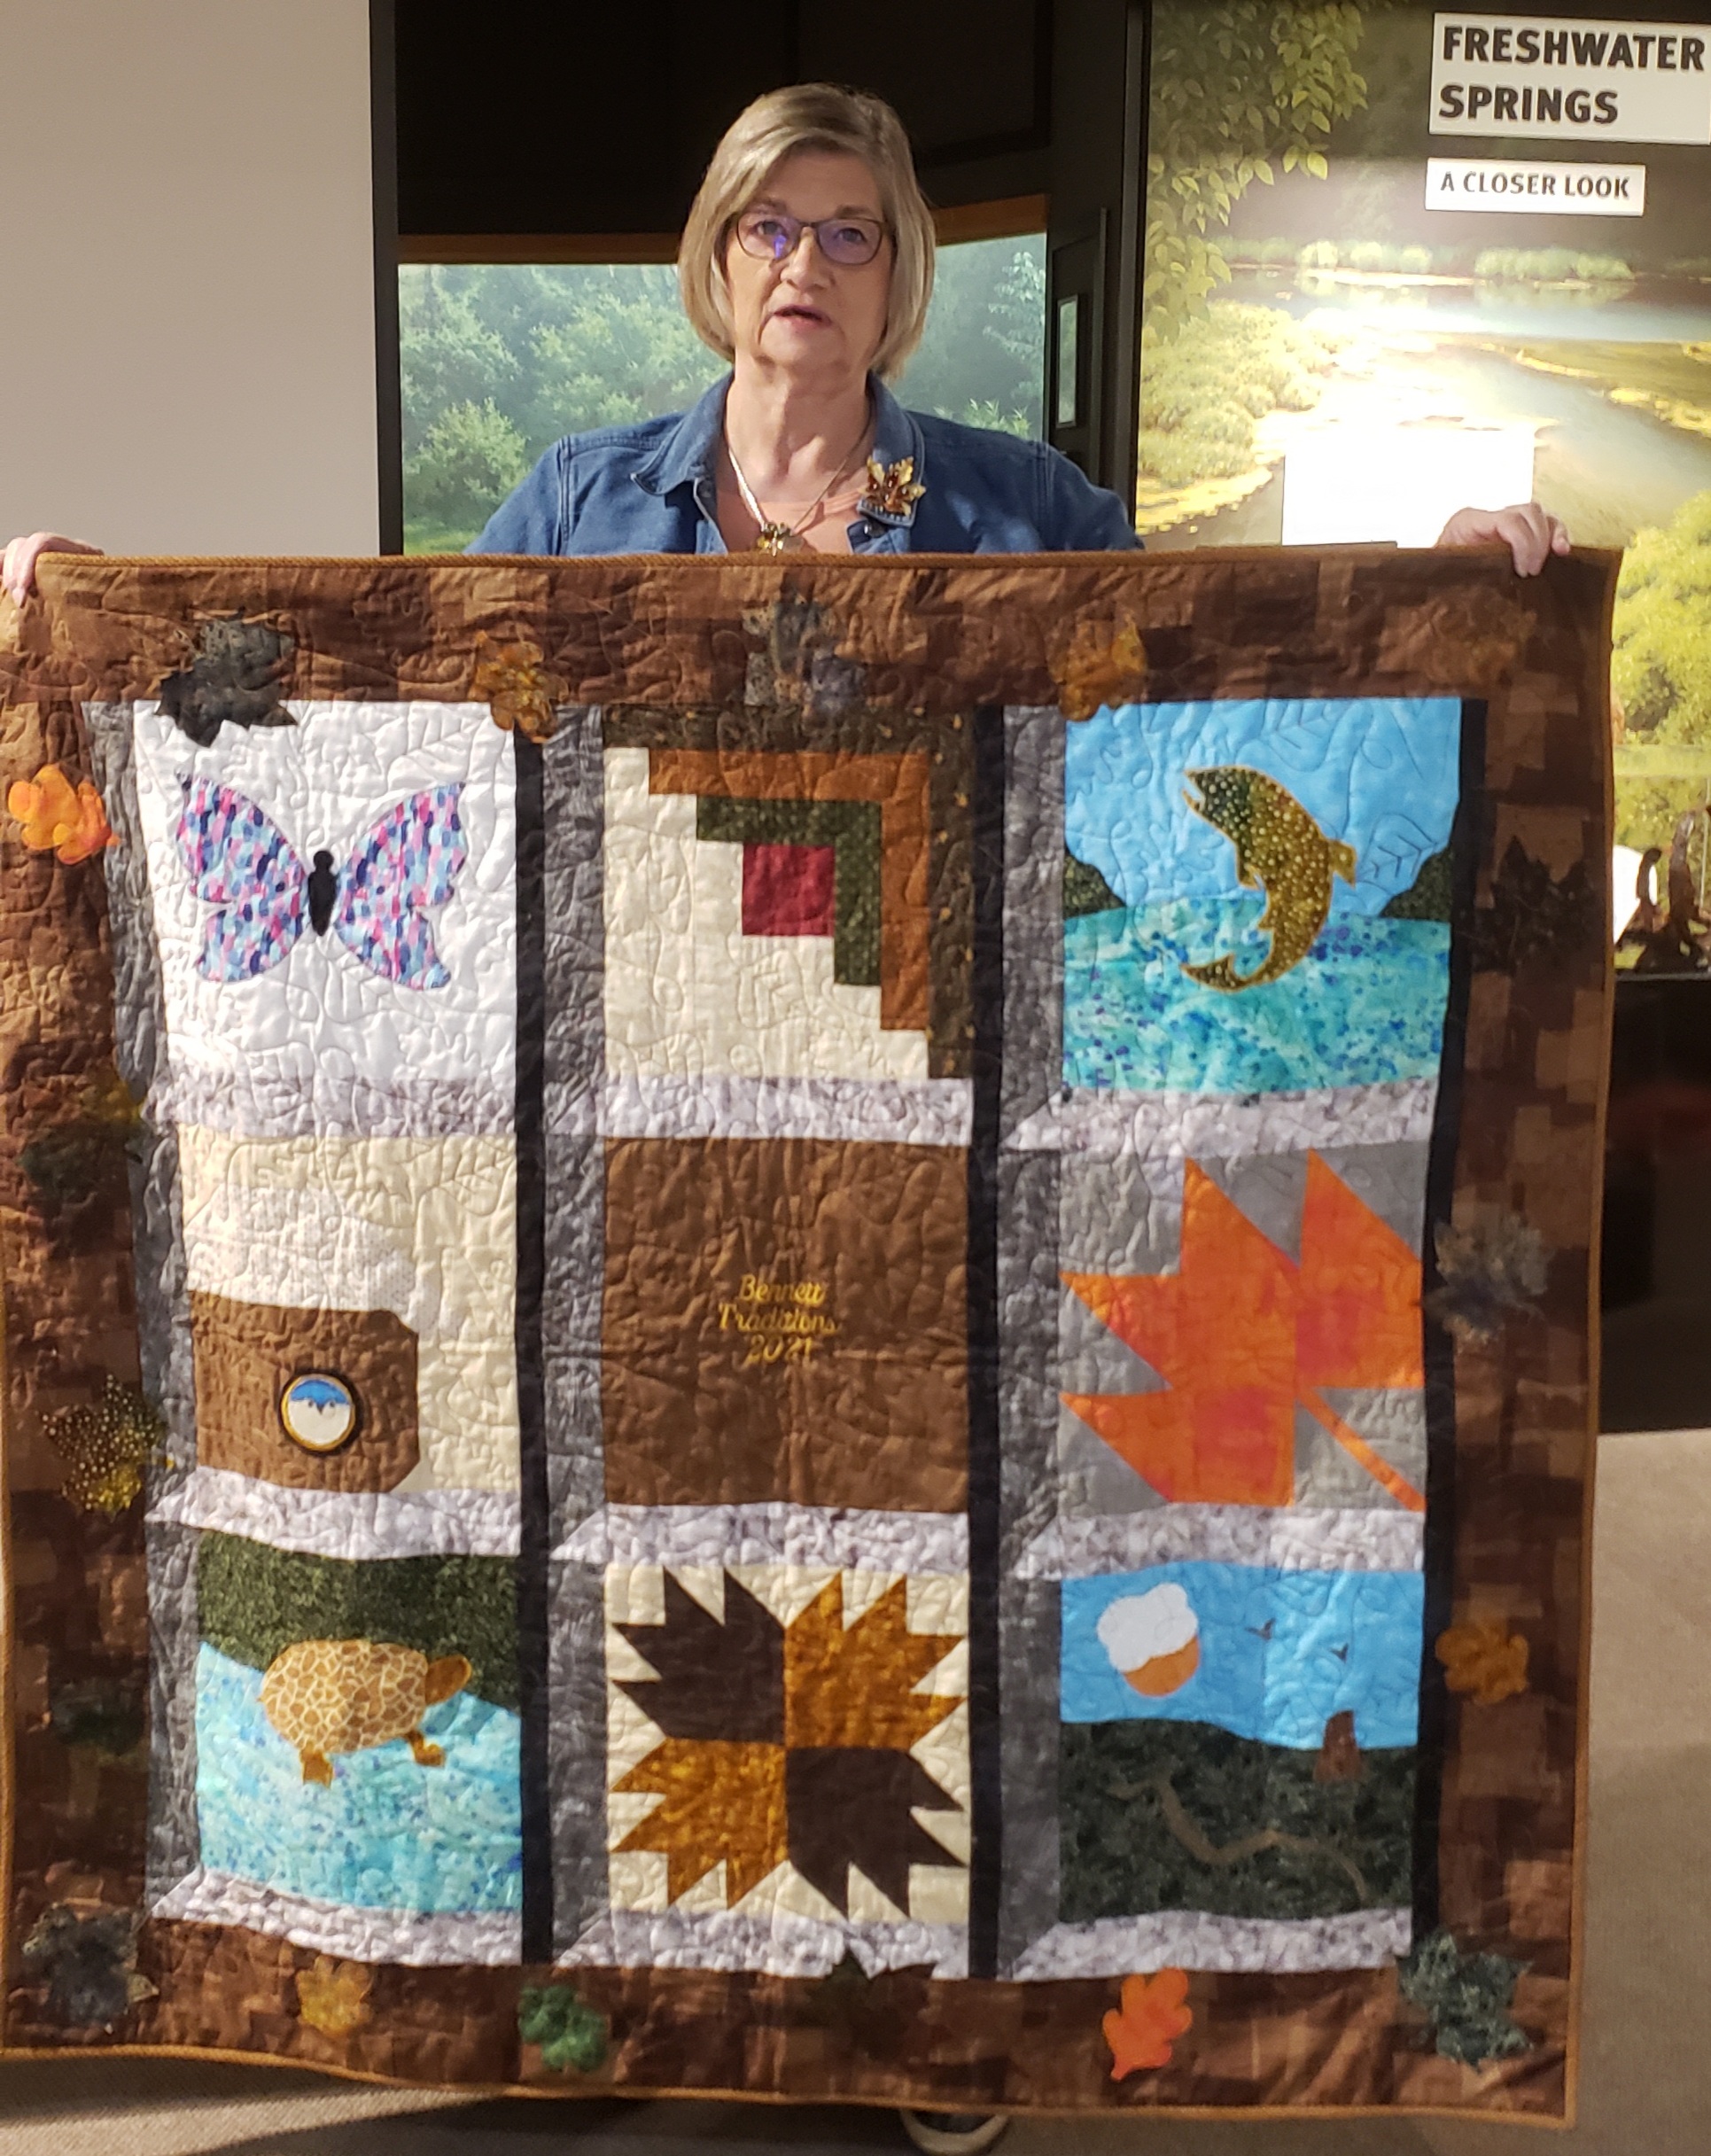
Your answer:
[175,776,467,989]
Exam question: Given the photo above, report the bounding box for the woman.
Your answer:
[5,82,1565,594]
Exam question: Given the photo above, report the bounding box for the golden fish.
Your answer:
[1181,766,1356,992]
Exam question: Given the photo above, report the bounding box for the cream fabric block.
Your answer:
[602,747,929,1080]
[177,1125,518,1491]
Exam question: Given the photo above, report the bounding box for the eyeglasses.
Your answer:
[733,209,888,268]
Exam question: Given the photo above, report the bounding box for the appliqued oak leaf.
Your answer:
[1436,1619,1529,1707]
[1104,1966,1193,2078]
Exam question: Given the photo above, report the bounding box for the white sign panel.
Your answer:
[1431,15,1711,142]
[1425,155,1647,211]
[1281,424,1538,549]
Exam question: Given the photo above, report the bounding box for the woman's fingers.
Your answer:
[1434,502,1570,576]
[2,533,104,606]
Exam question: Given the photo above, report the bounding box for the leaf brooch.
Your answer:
[858,455,926,520]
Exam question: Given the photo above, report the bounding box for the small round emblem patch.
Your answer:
[279,1372,359,1454]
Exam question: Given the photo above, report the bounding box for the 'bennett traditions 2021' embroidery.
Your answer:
[0,549,1610,2116]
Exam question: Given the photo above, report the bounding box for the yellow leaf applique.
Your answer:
[1053,615,1147,722]
[1436,1620,1529,1707]
[8,763,114,864]
[471,632,565,743]
[296,1955,373,2036]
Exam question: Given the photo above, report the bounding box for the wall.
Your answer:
[0,0,379,555]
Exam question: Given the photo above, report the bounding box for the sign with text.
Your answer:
[1431,14,1711,141]
[1425,154,1647,209]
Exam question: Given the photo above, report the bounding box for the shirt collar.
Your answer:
[631,372,925,528]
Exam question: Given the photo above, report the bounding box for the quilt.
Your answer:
[0,547,1614,2119]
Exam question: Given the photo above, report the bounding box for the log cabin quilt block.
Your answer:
[0,548,1613,2117]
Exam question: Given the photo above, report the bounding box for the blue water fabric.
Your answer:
[1065,698,1461,917]
[1060,1564,1425,1752]
[469,373,1139,558]
[1061,696,1460,1095]
[194,1645,523,1914]
[1062,899,1450,1093]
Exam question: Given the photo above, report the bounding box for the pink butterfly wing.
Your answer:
[331,784,467,989]
[175,776,306,981]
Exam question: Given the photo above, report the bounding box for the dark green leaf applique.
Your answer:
[1398,1928,1529,2067]
[1426,1211,1549,1343]
[1474,837,1599,972]
[519,1983,608,2074]
[21,1904,156,2028]
[156,612,296,747]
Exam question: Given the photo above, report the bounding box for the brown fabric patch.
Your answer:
[189,1291,419,1491]
[602,1136,967,1510]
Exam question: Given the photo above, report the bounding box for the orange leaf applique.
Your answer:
[8,765,114,864]
[1436,1620,1528,1706]
[1062,1152,1427,1512]
[471,632,565,743]
[295,1955,373,2036]
[1104,1966,1193,2079]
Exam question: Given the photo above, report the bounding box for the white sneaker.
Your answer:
[897,2112,1011,2155]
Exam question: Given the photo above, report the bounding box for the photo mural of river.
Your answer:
[1139,3,1711,909]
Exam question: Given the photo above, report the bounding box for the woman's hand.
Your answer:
[1434,502,1569,577]
[2,533,105,606]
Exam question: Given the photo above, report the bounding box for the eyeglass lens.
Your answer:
[737,213,882,267]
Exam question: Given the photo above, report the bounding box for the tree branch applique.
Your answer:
[1109,1768,1373,1907]
[613,1570,963,1914]
[1104,1967,1193,2079]
[1436,1620,1529,1707]
[154,612,297,747]
[1398,1929,1529,2067]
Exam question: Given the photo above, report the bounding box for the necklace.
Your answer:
[725,419,871,556]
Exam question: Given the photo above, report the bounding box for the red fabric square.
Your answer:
[741,843,837,938]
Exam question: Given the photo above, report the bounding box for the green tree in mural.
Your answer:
[1145,1,1369,340]
[398,244,1046,550]
[1613,487,1711,851]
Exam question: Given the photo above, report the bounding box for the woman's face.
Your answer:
[721,150,892,386]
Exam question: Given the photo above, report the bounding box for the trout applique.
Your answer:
[1181,766,1356,992]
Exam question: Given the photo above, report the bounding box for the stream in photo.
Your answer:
[1143,274,1711,553]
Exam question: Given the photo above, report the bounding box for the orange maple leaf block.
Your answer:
[1063,1153,1425,1511]
[7,765,113,865]
[1436,1619,1529,1706]
[1104,1966,1193,2080]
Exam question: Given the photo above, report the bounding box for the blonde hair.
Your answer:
[678,83,936,383]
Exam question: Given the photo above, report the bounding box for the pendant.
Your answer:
[754,524,806,556]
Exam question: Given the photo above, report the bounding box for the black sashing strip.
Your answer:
[966,704,1006,1979]
[1411,695,1487,1934]
[514,733,551,1964]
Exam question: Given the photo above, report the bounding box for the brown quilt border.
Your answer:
[0,548,1614,2118]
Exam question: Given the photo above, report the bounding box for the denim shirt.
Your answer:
[468,374,1139,557]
